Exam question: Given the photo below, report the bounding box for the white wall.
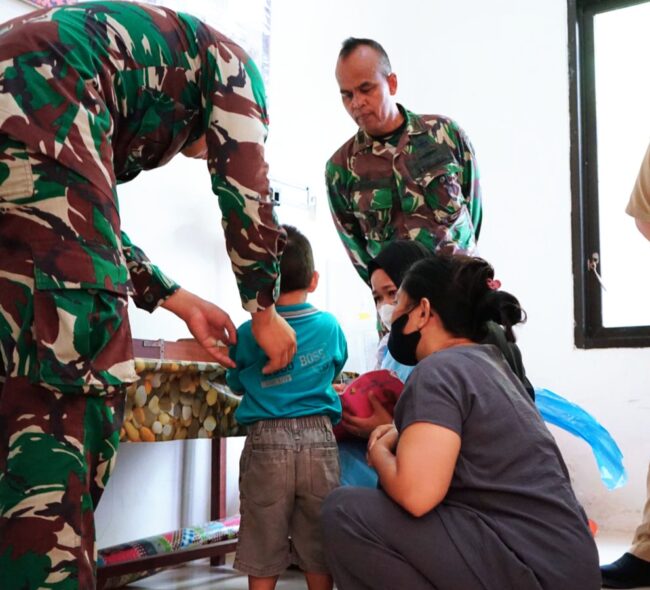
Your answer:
[1,0,29,20]
[2,0,647,548]
[261,0,650,536]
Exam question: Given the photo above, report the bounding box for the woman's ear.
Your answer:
[417,297,432,328]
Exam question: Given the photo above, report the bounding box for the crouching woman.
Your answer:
[321,255,600,590]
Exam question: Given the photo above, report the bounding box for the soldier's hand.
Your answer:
[251,306,297,374]
[161,288,237,367]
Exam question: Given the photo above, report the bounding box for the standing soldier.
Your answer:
[0,2,295,588]
[326,37,482,286]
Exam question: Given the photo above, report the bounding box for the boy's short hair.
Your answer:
[280,225,314,293]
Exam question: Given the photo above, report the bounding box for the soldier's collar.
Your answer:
[401,106,428,135]
[352,105,426,153]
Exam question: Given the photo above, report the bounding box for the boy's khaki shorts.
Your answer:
[234,415,340,577]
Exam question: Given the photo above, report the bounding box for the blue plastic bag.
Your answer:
[535,388,627,490]
[338,437,378,488]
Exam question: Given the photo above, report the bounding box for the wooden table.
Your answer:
[97,339,243,589]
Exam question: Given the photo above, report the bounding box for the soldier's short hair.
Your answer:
[279,225,314,293]
[338,37,392,77]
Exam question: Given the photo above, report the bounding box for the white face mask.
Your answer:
[378,303,396,330]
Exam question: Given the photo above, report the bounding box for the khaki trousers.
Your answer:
[631,464,650,561]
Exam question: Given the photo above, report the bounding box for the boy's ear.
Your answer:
[307,271,319,293]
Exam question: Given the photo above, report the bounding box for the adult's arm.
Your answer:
[325,159,373,285]
[250,306,297,373]
[121,232,238,366]
[368,422,461,517]
[199,29,296,373]
[121,230,180,311]
[635,218,650,241]
[627,143,650,242]
[161,287,236,367]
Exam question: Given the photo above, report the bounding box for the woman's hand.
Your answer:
[373,423,461,517]
[367,424,398,469]
[341,393,393,438]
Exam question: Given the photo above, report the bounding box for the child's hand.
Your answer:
[341,393,393,438]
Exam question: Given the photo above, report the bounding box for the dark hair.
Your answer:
[279,225,314,293]
[338,37,392,76]
[368,240,432,288]
[400,255,526,342]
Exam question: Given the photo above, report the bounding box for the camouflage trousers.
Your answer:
[0,378,124,590]
[0,135,135,588]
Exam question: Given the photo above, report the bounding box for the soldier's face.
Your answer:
[336,47,398,136]
[181,135,208,159]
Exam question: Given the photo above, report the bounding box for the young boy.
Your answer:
[227,224,348,590]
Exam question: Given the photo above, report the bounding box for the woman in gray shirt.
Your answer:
[322,255,600,590]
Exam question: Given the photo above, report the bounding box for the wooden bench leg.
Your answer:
[210,437,228,567]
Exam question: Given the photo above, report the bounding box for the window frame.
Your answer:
[569,0,650,348]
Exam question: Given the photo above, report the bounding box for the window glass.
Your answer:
[594,2,650,327]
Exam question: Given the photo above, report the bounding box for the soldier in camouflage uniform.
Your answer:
[0,2,296,588]
[326,38,482,285]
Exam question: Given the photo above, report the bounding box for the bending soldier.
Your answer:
[0,2,295,588]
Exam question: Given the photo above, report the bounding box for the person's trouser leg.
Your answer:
[0,377,124,590]
[0,133,135,588]
[321,487,486,590]
[630,463,650,561]
[600,466,650,586]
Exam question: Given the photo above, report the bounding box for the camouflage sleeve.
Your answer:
[121,231,180,312]
[200,31,285,313]
[450,119,482,240]
[325,159,372,285]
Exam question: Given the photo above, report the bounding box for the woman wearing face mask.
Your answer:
[322,254,600,590]
[338,241,431,487]
[368,240,432,382]
[341,240,534,444]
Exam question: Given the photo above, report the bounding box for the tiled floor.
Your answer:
[124,533,650,589]
[127,556,304,589]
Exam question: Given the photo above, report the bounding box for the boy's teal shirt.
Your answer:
[227,303,348,425]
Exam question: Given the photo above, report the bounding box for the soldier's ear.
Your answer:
[387,72,398,95]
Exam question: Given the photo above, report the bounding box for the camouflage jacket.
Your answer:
[0,1,284,312]
[326,106,482,284]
